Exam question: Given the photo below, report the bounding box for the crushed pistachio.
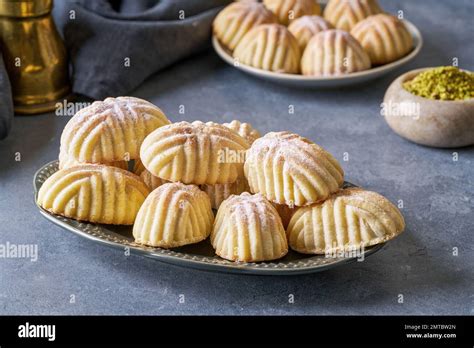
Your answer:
[403,66,474,101]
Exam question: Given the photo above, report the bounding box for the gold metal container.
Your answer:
[0,0,70,114]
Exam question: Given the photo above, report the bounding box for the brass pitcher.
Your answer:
[0,0,70,114]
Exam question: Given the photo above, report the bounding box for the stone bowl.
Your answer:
[383,68,474,148]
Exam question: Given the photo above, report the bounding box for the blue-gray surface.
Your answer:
[0,0,473,315]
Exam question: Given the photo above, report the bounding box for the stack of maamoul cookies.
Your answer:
[37,96,405,262]
[213,0,414,76]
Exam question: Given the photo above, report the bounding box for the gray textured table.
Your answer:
[0,0,472,315]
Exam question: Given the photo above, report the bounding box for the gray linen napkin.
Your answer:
[0,53,13,140]
[53,0,231,99]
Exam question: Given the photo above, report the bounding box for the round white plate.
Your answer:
[212,20,423,88]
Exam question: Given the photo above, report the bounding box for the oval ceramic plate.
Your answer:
[212,20,422,87]
[34,161,385,275]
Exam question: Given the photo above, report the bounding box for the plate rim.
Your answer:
[212,19,423,83]
[34,160,386,275]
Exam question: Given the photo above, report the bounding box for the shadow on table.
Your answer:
[74,222,464,315]
[0,112,60,179]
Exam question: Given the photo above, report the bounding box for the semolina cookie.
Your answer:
[223,120,261,145]
[211,192,288,262]
[233,24,301,74]
[140,121,249,185]
[324,0,383,31]
[287,187,405,254]
[244,131,344,206]
[37,164,150,225]
[288,15,333,50]
[58,147,128,170]
[301,29,371,76]
[263,0,321,26]
[213,1,277,50]
[201,177,250,210]
[60,96,170,164]
[351,14,413,65]
[133,182,214,248]
[200,118,257,209]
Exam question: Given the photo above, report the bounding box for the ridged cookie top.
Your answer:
[201,119,257,209]
[223,120,261,145]
[211,192,288,262]
[324,0,383,31]
[133,182,214,248]
[233,24,301,74]
[288,15,333,50]
[58,147,128,171]
[140,121,250,185]
[37,164,150,225]
[244,131,344,206]
[301,29,371,76]
[60,97,170,164]
[213,1,277,50]
[263,0,321,25]
[351,14,413,65]
[287,187,405,254]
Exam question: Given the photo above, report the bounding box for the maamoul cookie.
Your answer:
[244,131,344,206]
[223,120,261,145]
[201,177,250,210]
[133,183,213,248]
[213,1,277,50]
[37,165,150,225]
[287,187,405,254]
[58,148,128,170]
[211,193,288,262]
[301,29,371,76]
[140,121,249,185]
[199,120,259,209]
[60,97,170,164]
[233,24,301,74]
[288,15,333,50]
[263,0,321,26]
[324,0,383,31]
[351,14,413,65]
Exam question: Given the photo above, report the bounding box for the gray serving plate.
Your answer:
[34,161,385,275]
[212,20,422,88]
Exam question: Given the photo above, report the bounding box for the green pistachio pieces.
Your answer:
[403,66,474,101]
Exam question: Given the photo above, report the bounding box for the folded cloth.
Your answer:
[53,0,231,99]
[0,53,13,140]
